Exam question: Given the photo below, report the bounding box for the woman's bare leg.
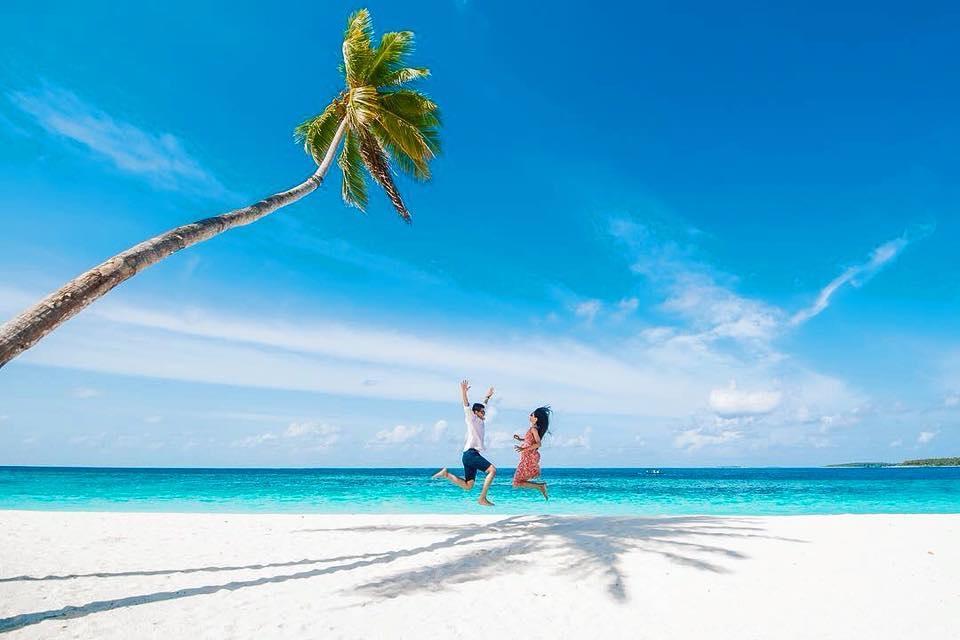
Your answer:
[514,480,548,499]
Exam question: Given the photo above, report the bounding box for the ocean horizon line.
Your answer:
[0,463,906,471]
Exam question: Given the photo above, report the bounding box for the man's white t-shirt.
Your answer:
[463,405,485,451]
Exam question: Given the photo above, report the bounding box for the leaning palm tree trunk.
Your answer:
[0,119,348,370]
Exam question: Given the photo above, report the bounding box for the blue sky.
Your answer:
[1,0,958,467]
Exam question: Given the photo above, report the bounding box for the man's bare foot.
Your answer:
[478,497,495,507]
[431,468,448,480]
[539,484,549,500]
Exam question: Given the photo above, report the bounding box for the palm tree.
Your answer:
[0,9,440,369]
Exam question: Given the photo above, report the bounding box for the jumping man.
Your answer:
[431,379,497,506]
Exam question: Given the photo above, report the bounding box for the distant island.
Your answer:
[828,457,960,468]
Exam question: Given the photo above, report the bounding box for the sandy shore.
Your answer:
[0,512,957,639]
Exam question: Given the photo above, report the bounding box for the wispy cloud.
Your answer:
[574,299,602,324]
[611,217,925,347]
[69,386,100,399]
[613,297,639,319]
[708,382,782,418]
[367,424,423,446]
[430,420,449,442]
[485,430,515,450]
[8,83,230,198]
[660,274,783,346]
[232,421,340,450]
[550,427,593,449]
[674,426,742,451]
[790,234,916,326]
[917,430,938,445]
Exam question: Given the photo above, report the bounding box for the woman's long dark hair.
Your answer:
[532,406,552,439]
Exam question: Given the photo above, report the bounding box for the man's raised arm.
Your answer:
[460,379,471,407]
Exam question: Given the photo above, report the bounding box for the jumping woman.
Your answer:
[512,406,551,500]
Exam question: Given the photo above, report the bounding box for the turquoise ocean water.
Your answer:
[1,466,959,515]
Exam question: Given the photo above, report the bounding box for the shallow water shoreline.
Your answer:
[3,466,959,515]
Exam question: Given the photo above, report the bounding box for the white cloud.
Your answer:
[790,235,913,326]
[639,327,675,344]
[485,431,515,450]
[8,83,229,198]
[367,424,423,446]
[2,278,867,430]
[68,432,108,447]
[889,439,902,448]
[709,382,782,418]
[70,387,100,399]
[661,274,783,346]
[144,415,163,424]
[233,421,340,450]
[232,432,279,448]
[574,299,602,324]
[944,393,959,408]
[674,427,742,451]
[917,431,938,445]
[551,427,592,449]
[816,411,862,433]
[431,419,448,442]
[808,436,833,449]
[611,297,639,320]
[5,288,709,417]
[611,218,921,357]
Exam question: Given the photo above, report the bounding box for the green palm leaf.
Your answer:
[294,100,345,164]
[358,131,410,222]
[381,67,430,87]
[293,8,441,221]
[338,130,368,210]
[366,31,415,85]
[342,10,374,86]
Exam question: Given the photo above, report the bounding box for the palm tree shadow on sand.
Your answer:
[333,515,806,603]
[0,515,805,633]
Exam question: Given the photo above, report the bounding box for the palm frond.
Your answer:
[366,31,415,85]
[358,131,410,222]
[380,67,430,87]
[342,9,374,86]
[370,121,429,180]
[379,90,441,154]
[294,101,345,164]
[376,109,434,166]
[346,85,380,126]
[379,90,439,122]
[338,130,368,210]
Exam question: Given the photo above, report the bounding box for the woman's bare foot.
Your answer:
[539,484,549,500]
[431,468,448,479]
[478,497,495,506]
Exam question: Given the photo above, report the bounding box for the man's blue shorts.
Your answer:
[462,448,492,482]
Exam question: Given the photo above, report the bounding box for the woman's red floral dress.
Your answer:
[512,429,541,486]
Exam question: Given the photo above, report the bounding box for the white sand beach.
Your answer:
[0,511,957,639]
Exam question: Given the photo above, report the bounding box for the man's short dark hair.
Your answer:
[472,403,486,413]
